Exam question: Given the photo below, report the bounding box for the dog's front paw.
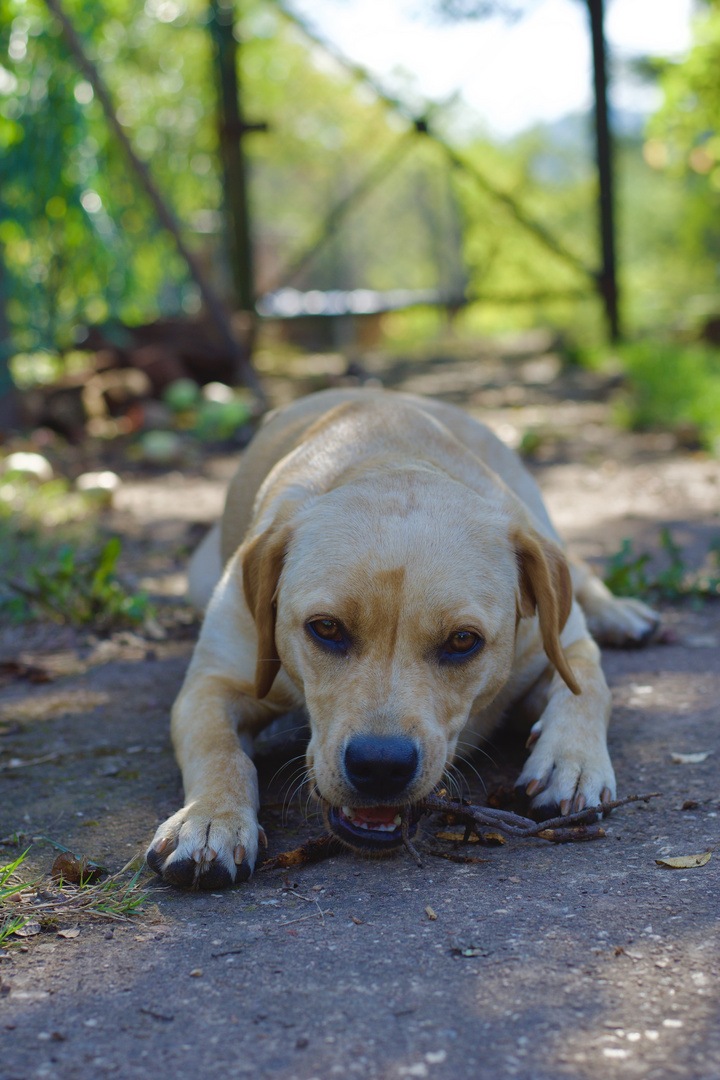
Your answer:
[146,803,264,889]
[517,722,616,819]
[585,595,660,648]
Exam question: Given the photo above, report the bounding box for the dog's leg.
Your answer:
[145,571,291,889]
[571,556,660,647]
[516,632,616,816]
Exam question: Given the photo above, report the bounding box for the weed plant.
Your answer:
[598,341,720,452]
[0,471,150,628]
[604,528,720,603]
[0,849,32,946]
[6,538,151,629]
[0,847,149,947]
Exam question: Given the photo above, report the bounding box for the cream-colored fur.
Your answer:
[146,389,659,889]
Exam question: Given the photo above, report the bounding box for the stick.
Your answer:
[401,816,424,868]
[418,791,661,842]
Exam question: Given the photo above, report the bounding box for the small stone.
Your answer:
[189,969,203,978]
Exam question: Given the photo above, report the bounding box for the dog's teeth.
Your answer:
[342,806,355,820]
[393,814,402,826]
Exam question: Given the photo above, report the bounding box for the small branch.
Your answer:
[259,835,344,872]
[418,791,661,843]
[536,825,606,843]
[401,816,424,868]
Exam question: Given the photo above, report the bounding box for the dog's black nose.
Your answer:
[344,736,419,800]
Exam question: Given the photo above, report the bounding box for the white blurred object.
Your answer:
[202,381,234,404]
[76,470,121,505]
[2,451,53,482]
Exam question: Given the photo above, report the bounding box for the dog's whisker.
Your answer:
[282,769,313,825]
[268,754,309,789]
[454,738,498,768]
[443,761,470,800]
[452,752,488,795]
[440,764,461,800]
[284,772,310,814]
[303,785,321,823]
[276,764,310,804]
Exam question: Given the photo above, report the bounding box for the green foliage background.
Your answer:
[0,0,720,367]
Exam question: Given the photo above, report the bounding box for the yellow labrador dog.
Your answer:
[146,389,658,889]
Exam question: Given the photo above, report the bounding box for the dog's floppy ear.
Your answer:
[241,522,292,699]
[513,521,580,696]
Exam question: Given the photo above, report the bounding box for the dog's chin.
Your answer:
[323,802,419,855]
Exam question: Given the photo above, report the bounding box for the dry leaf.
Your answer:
[436,830,473,843]
[670,751,713,765]
[51,852,105,885]
[14,922,41,938]
[481,832,507,846]
[425,906,437,921]
[351,915,363,925]
[655,852,712,869]
[57,928,80,940]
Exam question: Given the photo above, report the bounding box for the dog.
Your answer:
[146,389,659,889]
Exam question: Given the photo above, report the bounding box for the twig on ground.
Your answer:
[259,835,344,872]
[418,791,661,843]
[401,815,424,868]
[256,792,661,877]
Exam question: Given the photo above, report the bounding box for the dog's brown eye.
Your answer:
[445,631,482,655]
[310,619,343,642]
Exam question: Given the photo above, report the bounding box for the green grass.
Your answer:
[0,469,152,628]
[0,849,33,946]
[604,528,720,603]
[589,340,720,452]
[5,537,152,629]
[0,846,151,947]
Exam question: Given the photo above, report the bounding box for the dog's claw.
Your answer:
[526,778,544,797]
[575,794,586,812]
[601,787,612,804]
[233,844,246,864]
[258,827,268,849]
[153,837,169,854]
[559,798,571,816]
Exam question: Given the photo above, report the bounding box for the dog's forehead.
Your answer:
[280,477,518,631]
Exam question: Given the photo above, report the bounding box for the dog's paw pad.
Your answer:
[145,807,260,890]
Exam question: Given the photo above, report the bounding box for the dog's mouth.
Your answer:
[325,803,418,851]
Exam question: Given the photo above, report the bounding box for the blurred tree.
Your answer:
[426,0,620,339]
[647,1,720,314]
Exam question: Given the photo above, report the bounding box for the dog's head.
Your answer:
[242,469,576,852]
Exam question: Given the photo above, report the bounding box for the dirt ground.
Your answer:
[1,342,720,1080]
